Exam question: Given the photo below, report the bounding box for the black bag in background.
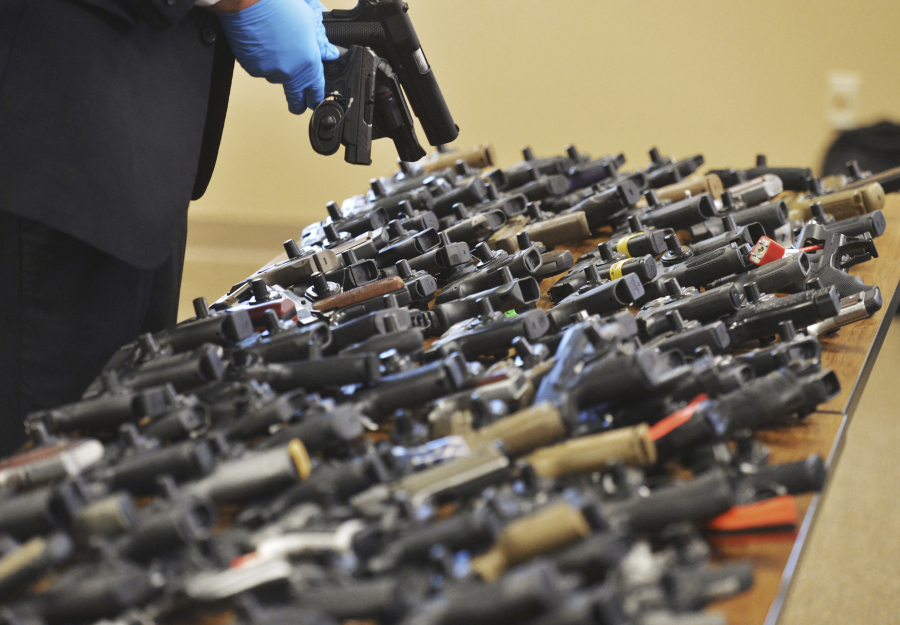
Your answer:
[823,120,900,176]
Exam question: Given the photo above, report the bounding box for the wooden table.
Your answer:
[531,196,900,625]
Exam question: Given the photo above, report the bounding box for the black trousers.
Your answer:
[0,210,187,456]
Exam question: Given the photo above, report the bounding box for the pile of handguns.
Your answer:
[0,143,893,625]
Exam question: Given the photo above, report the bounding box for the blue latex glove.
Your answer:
[219,0,340,114]
[302,0,341,63]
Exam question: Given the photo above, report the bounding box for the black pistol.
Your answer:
[310,45,426,165]
[322,0,458,147]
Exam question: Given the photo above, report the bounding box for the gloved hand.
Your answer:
[302,0,340,63]
[218,0,340,114]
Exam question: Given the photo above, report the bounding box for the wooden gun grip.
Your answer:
[313,276,405,312]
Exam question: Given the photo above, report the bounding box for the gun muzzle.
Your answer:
[548,275,645,331]
[644,194,720,231]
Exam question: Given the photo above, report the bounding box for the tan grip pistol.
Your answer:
[523,423,657,479]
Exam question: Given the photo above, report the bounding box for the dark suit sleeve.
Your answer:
[72,0,197,31]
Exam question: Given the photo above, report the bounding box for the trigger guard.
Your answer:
[309,100,345,156]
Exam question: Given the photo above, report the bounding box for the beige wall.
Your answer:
[189,0,900,231]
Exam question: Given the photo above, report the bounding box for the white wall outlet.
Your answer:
[828,71,862,131]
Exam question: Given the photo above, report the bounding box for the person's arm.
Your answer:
[213,0,339,114]
[71,0,336,114]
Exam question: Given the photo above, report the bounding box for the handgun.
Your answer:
[436,242,542,304]
[157,298,255,352]
[793,211,885,296]
[727,285,842,345]
[310,45,425,165]
[648,241,752,297]
[563,180,641,229]
[607,215,673,258]
[641,192,721,232]
[245,353,382,393]
[0,533,73,596]
[351,354,468,422]
[786,180,885,223]
[637,281,743,336]
[806,288,883,335]
[417,144,495,173]
[690,199,789,240]
[0,481,85,542]
[837,160,900,194]
[522,424,657,479]
[113,492,217,562]
[686,216,764,257]
[322,0,459,146]
[487,146,582,193]
[225,242,339,304]
[0,440,105,493]
[709,154,812,191]
[720,174,783,207]
[547,274,645,332]
[641,148,705,188]
[351,443,512,513]
[646,315,733,357]
[470,500,594,581]
[185,440,312,505]
[548,251,657,302]
[654,174,724,202]
[26,381,173,437]
[428,305,550,361]
[92,438,216,496]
